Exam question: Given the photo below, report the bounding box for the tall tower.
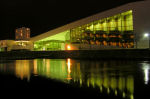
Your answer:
[15,27,30,40]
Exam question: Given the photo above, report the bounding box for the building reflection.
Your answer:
[0,60,16,74]
[0,60,33,81]
[15,60,33,81]
[15,60,29,81]
[33,59,68,81]
[0,59,135,99]
[34,59,134,99]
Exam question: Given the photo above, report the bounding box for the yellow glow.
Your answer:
[115,90,118,96]
[46,59,50,75]
[11,59,136,98]
[80,78,82,85]
[67,58,71,73]
[20,33,23,37]
[67,45,71,50]
[66,58,72,80]
[15,60,30,81]
[100,86,103,92]
[107,88,110,94]
[15,41,29,42]
[123,92,126,98]
[130,95,134,99]
[33,60,38,75]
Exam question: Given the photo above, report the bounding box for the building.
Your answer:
[30,0,150,51]
[0,40,15,51]
[0,27,33,51]
[0,40,33,51]
[14,27,33,51]
[1,0,150,51]
[15,27,30,40]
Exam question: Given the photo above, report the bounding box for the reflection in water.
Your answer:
[145,69,149,84]
[0,60,33,81]
[34,59,68,81]
[33,59,38,75]
[1,59,150,99]
[140,62,150,84]
[33,59,134,99]
[15,60,31,81]
[66,58,72,80]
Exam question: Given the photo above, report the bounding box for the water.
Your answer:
[0,59,150,99]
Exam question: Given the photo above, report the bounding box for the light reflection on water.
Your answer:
[0,59,150,99]
[139,62,150,85]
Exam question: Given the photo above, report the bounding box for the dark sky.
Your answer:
[0,0,142,40]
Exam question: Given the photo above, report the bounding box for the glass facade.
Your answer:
[70,10,134,48]
[34,30,70,51]
[34,10,134,51]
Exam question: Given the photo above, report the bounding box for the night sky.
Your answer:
[0,0,142,40]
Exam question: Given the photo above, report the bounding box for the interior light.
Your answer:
[67,45,71,50]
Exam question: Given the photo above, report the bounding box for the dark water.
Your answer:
[0,59,150,99]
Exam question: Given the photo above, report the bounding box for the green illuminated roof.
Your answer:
[38,30,70,42]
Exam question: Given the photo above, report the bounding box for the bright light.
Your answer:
[144,69,149,84]
[15,41,29,42]
[141,63,150,84]
[144,33,149,37]
[67,45,71,50]
[66,58,72,80]
[43,47,46,51]
[67,58,71,73]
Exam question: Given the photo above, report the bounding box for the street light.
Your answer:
[144,33,149,37]
[144,33,150,49]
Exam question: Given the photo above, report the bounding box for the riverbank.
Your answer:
[0,49,150,60]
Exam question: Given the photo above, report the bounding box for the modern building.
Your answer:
[30,0,150,51]
[1,0,150,51]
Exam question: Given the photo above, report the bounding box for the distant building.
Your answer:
[15,27,30,40]
[13,27,33,51]
[0,27,33,51]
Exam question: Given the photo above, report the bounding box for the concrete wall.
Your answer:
[132,0,150,48]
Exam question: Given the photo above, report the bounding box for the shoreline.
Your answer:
[0,49,150,60]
